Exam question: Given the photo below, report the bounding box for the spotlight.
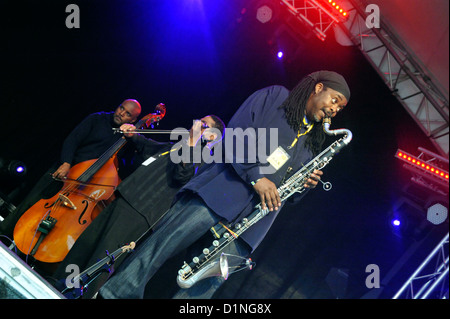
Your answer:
[0,158,27,178]
[389,212,408,237]
[256,5,273,23]
[391,219,401,227]
[388,198,428,239]
[10,161,27,176]
[269,25,303,63]
[427,203,448,225]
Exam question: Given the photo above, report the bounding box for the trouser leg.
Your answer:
[99,193,220,299]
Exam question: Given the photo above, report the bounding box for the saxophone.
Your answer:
[177,118,353,288]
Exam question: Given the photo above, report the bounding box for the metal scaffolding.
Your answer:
[397,147,449,196]
[280,0,343,41]
[275,0,449,299]
[392,232,449,299]
[278,0,449,157]
[336,0,449,157]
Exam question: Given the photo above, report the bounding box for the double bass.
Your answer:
[13,104,166,264]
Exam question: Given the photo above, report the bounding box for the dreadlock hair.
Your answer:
[279,75,326,156]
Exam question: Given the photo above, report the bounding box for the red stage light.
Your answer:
[395,149,450,182]
[323,0,348,19]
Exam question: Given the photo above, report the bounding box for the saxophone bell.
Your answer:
[177,253,229,289]
[177,253,255,289]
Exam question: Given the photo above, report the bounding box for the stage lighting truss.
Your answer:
[332,0,449,157]
[274,0,448,155]
[395,148,449,195]
[393,232,449,299]
[279,0,349,41]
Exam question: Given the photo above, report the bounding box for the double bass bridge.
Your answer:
[58,194,77,210]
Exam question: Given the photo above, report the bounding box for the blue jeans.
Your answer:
[99,193,248,299]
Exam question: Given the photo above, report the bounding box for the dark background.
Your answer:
[1,0,448,299]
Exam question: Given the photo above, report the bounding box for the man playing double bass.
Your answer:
[0,99,141,247]
[52,99,142,179]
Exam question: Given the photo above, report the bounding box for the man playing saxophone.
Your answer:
[97,70,351,299]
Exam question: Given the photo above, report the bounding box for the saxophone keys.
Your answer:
[179,262,192,276]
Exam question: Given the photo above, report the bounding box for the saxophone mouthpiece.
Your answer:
[323,117,332,134]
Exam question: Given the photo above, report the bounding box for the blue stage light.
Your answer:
[391,219,401,227]
[0,158,27,177]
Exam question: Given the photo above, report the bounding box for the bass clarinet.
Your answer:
[177,117,353,288]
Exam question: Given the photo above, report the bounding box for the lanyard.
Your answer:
[159,145,182,157]
[141,144,183,166]
[288,117,314,149]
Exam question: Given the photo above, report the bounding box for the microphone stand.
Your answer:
[60,242,135,299]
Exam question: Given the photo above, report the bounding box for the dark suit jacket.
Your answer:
[180,85,313,251]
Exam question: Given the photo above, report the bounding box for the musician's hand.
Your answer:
[189,120,203,146]
[252,177,281,212]
[304,169,323,188]
[52,162,71,179]
[120,124,136,138]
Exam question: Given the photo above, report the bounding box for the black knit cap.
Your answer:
[308,70,351,101]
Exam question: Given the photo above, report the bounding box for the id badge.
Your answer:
[142,156,156,166]
[266,146,290,171]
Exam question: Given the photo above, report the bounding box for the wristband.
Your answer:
[250,178,262,186]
